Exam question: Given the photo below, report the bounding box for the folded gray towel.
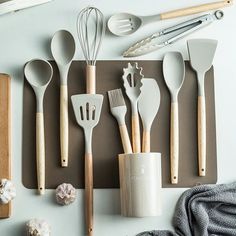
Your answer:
[137,182,236,236]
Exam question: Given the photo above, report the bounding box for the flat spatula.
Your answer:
[71,94,103,236]
[138,78,160,153]
[187,39,218,177]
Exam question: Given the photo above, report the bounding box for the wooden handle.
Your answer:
[198,96,206,176]
[170,102,179,184]
[160,0,233,20]
[36,113,45,195]
[142,130,150,153]
[0,74,11,218]
[131,114,141,153]
[119,125,132,154]
[85,153,93,236]
[60,85,68,167]
[86,65,96,94]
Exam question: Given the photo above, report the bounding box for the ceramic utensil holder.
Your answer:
[118,152,162,217]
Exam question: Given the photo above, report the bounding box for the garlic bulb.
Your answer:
[55,183,76,205]
[26,219,51,236]
[0,179,16,204]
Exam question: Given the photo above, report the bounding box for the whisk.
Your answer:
[77,6,106,94]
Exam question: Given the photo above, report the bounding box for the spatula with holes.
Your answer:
[71,94,103,236]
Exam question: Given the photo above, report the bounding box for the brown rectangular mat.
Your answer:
[22,60,217,189]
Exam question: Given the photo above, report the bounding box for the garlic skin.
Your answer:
[26,219,51,236]
[0,179,16,204]
[55,183,76,205]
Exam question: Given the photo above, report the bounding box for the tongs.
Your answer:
[123,10,223,57]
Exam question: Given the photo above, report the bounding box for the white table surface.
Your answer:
[0,0,235,235]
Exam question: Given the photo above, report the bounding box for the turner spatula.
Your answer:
[187,39,217,177]
[71,94,103,236]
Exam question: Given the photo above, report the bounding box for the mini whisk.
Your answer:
[77,6,106,94]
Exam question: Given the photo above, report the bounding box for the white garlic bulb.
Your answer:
[55,183,76,205]
[26,219,51,236]
[0,179,16,204]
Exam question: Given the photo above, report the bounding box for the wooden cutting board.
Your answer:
[0,74,11,218]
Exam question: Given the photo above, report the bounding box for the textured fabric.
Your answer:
[137,182,236,236]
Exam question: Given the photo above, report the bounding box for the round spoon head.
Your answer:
[51,30,76,65]
[163,52,185,99]
[24,59,53,88]
[108,13,142,36]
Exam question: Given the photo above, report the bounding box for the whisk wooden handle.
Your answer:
[86,65,96,94]
[85,153,93,236]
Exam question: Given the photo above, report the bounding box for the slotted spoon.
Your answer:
[107,0,232,36]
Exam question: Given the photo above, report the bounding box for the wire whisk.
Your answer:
[77,7,105,94]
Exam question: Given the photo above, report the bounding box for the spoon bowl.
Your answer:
[25,59,52,88]
[163,52,185,99]
[51,30,75,66]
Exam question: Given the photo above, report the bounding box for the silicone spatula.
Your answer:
[187,39,218,177]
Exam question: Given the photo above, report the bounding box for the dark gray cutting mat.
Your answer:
[22,60,217,189]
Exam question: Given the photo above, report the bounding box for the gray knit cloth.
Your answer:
[137,182,236,236]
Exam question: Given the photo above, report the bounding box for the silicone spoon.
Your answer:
[24,59,53,195]
[51,30,75,167]
[163,52,185,184]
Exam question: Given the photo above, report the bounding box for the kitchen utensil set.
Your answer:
[109,63,161,154]
[108,0,231,36]
[163,52,185,184]
[21,0,225,234]
[123,11,223,57]
[187,39,218,177]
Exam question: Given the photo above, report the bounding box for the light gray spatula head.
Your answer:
[187,39,218,74]
[138,78,160,131]
[71,94,103,129]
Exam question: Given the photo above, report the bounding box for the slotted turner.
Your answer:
[71,94,103,236]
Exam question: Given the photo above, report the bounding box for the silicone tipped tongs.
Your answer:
[123,10,224,57]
